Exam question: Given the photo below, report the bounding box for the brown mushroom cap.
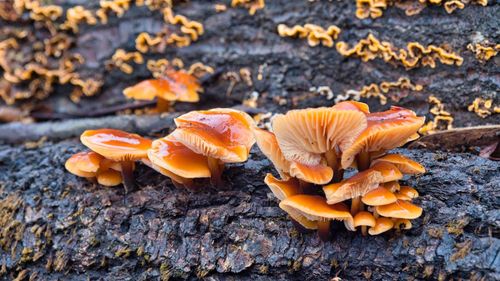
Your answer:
[289,161,333,185]
[96,170,122,186]
[172,108,256,162]
[323,169,383,205]
[147,135,211,179]
[397,186,419,200]
[362,186,397,206]
[264,173,302,201]
[375,200,423,219]
[353,211,376,228]
[252,127,291,179]
[368,217,394,235]
[65,151,103,177]
[272,106,367,166]
[371,154,425,174]
[81,129,152,161]
[279,195,353,230]
[341,106,425,169]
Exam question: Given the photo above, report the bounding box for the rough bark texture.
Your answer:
[0,136,499,280]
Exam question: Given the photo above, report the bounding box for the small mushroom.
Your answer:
[279,194,353,241]
[395,186,419,201]
[171,108,256,186]
[371,154,425,174]
[264,173,302,201]
[80,129,152,193]
[65,151,103,178]
[361,186,397,206]
[96,170,122,186]
[368,217,394,235]
[123,69,201,112]
[353,211,376,236]
[375,200,423,219]
[393,218,412,230]
[252,127,291,179]
[383,181,401,192]
[147,135,211,189]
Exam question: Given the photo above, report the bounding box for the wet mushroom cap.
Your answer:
[398,186,419,199]
[353,211,376,228]
[80,129,152,162]
[252,127,291,179]
[96,170,122,186]
[172,108,256,162]
[164,69,202,102]
[147,135,211,179]
[341,106,425,169]
[323,169,383,205]
[368,217,394,235]
[375,200,423,219]
[65,151,103,177]
[272,106,367,166]
[361,186,397,206]
[371,154,425,174]
[289,161,333,185]
[370,162,403,182]
[264,173,302,201]
[279,195,353,230]
[123,79,177,101]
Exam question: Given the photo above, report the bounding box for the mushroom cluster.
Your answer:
[255,101,426,239]
[65,108,256,191]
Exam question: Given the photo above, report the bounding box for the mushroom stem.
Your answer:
[351,197,364,215]
[156,98,171,112]
[207,157,223,187]
[356,151,371,171]
[120,161,135,194]
[325,149,342,183]
[317,220,331,241]
[361,226,368,236]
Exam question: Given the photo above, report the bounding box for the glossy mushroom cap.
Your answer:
[279,195,353,230]
[81,129,152,162]
[341,106,425,169]
[289,161,333,185]
[172,108,256,163]
[323,169,383,205]
[123,70,201,102]
[353,211,376,228]
[375,200,423,219]
[65,151,103,177]
[361,186,397,206]
[383,181,401,192]
[272,106,367,166]
[371,154,425,174]
[368,217,394,235]
[396,186,419,200]
[370,162,403,182]
[96,170,122,186]
[252,127,291,179]
[147,135,211,179]
[264,173,302,201]
[332,101,370,113]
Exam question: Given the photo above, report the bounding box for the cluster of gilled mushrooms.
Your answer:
[254,101,426,239]
[65,108,256,192]
[65,101,426,239]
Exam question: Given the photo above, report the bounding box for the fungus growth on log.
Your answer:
[256,101,426,239]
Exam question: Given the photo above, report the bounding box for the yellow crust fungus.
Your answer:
[467,98,499,118]
[277,24,341,48]
[231,0,265,15]
[105,49,144,74]
[467,42,499,62]
[96,0,133,24]
[419,95,453,135]
[336,34,463,69]
[60,6,98,33]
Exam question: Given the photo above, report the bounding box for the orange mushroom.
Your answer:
[252,127,291,180]
[279,195,354,241]
[371,154,425,174]
[393,218,412,230]
[395,186,419,201]
[353,211,376,236]
[361,186,397,206]
[272,103,367,183]
[123,69,201,112]
[264,173,302,201]
[375,200,423,219]
[368,217,394,235]
[146,135,211,189]
[171,108,256,186]
[80,129,152,193]
[65,151,125,187]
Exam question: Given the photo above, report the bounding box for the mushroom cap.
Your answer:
[172,108,256,162]
[332,101,370,114]
[289,161,333,185]
[65,151,103,177]
[81,129,152,161]
[99,158,124,172]
[141,157,191,185]
[264,173,302,201]
[341,106,425,169]
[368,217,394,235]
[96,170,122,186]
[353,211,376,228]
[362,186,397,206]
[393,218,412,230]
[375,200,423,219]
[123,79,176,101]
[279,195,353,230]
[371,154,425,174]
[147,135,211,179]
[164,69,202,102]
[397,186,419,200]
[371,162,403,182]
[383,181,401,192]
[323,169,383,205]
[252,127,291,179]
[272,106,367,166]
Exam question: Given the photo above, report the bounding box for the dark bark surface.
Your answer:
[0,135,499,280]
